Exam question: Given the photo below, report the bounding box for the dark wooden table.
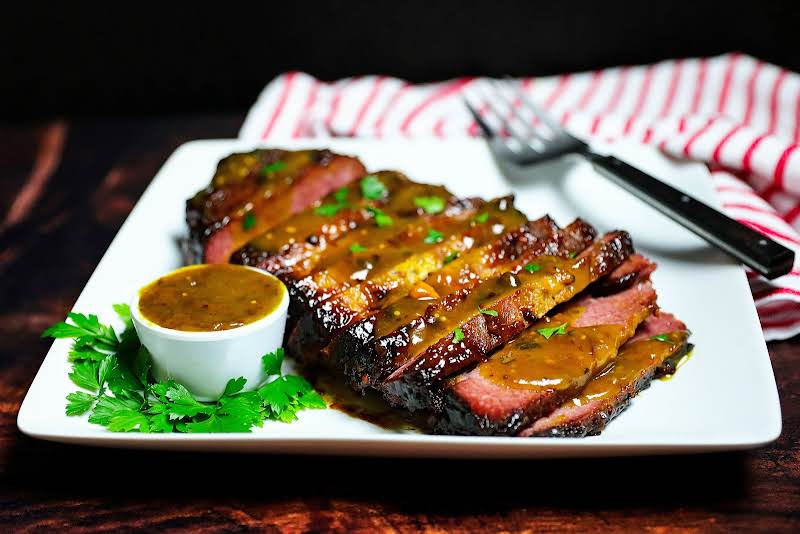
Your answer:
[1,117,799,533]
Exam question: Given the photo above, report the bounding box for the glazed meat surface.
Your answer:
[188,150,692,437]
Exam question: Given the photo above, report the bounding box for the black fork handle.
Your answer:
[585,150,795,280]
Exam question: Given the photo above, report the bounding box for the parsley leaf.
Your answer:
[222,377,248,397]
[350,243,367,253]
[69,361,100,391]
[474,212,489,223]
[367,206,393,227]
[43,312,118,349]
[568,251,578,259]
[651,334,673,343]
[443,251,459,265]
[163,382,216,419]
[479,306,499,317]
[180,412,252,433]
[523,263,541,273]
[452,327,465,343]
[65,391,96,416]
[46,306,326,434]
[68,342,108,362]
[262,161,286,174]
[537,322,569,339]
[334,187,349,203]
[107,409,151,433]
[262,347,285,376]
[88,395,142,426]
[414,196,445,214]
[113,303,132,329]
[424,229,444,244]
[314,203,345,217]
[242,212,257,231]
[315,187,351,217]
[259,375,323,422]
[360,175,388,200]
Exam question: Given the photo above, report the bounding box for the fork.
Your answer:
[464,80,795,280]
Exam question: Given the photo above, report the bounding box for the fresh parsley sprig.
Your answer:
[537,322,568,339]
[45,305,325,433]
[424,228,444,244]
[367,206,393,227]
[360,175,388,200]
[315,187,351,216]
[414,196,445,214]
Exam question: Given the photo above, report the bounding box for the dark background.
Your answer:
[2,3,800,530]
[3,1,800,120]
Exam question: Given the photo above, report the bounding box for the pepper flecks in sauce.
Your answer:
[138,264,284,332]
[478,299,651,391]
[567,331,689,405]
[380,256,590,358]
[480,323,626,390]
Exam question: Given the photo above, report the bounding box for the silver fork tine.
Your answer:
[504,78,569,137]
[473,85,521,139]
[463,96,495,138]
[465,78,795,279]
[488,79,550,143]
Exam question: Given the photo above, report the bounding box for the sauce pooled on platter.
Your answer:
[138,264,284,332]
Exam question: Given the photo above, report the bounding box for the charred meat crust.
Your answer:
[382,230,633,388]
[231,171,466,278]
[431,281,658,436]
[523,342,691,438]
[285,196,533,362]
[282,195,487,349]
[519,312,690,437]
[185,150,692,438]
[186,148,366,264]
[327,217,597,391]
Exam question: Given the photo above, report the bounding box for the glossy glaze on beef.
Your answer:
[518,312,690,437]
[187,150,692,437]
[186,148,366,263]
[329,217,596,392]
[433,280,657,435]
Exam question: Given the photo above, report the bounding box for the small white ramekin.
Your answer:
[130,266,289,401]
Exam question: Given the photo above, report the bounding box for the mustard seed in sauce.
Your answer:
[138,264,284,332]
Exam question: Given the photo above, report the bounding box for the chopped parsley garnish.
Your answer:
[414,196,445,214]
[315,187,351,217]
[452,327,465,343]
[424,228,444,244]
[651,334,673,343]
[262,161,287,174]
[44,306,325,433]
[474,212,490,223]
[360,175,388,200]
[366,206,393,227]
[568,251,578,259]
[479,306,498,317]
[350,243,367,253]
[314,203,345,216]
[523,263,541,273]
[443,251,459,265]
[242,212,257,231]
[334,186,350,203]
[537,322,568,339]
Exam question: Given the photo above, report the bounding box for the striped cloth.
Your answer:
[239,53,800,341]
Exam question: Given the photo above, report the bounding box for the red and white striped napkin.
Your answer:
[239,53,800,341]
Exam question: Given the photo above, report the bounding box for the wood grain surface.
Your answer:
[1,117,798,533]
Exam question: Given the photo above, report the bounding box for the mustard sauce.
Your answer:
[138,264,284,332]
[478,297,654,390]
[479,304,627,390]
[566,331,689,405]
[382,256,590,360]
